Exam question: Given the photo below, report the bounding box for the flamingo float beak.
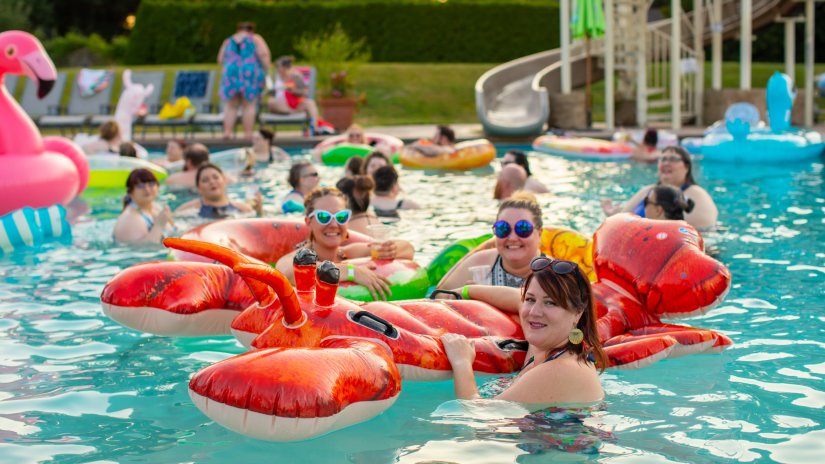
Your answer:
[20,50,56,99]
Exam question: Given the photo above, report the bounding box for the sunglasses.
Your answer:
[133,181,158,190]
[530,256,579,275]
[302,172,320,178]
[659,155,683,164]
[493,219,534,239]
[309,209,352,225]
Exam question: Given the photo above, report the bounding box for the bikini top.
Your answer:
[198,201,241,219]
[491,254,527,288]
[373,199,405,218]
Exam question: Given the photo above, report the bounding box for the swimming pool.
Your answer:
[1,146,823,463]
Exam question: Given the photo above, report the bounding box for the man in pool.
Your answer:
[494,164,528,200]
[166,144,210,190]
[409,125,456,157]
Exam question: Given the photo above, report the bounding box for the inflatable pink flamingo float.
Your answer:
[0,31,88,216]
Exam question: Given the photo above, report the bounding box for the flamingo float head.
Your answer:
[0,31,57,98]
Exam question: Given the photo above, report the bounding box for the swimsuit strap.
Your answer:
[131,202,155,230]
[522,348,568,370]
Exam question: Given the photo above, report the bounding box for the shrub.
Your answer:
[294,24,370,99]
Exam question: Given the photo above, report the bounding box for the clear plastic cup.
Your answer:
[367,224,391,241]
[469,265,492,284]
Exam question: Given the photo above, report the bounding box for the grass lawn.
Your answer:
[7,61,823,129]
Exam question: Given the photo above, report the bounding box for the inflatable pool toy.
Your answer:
[0,31,89,216]
[612,129,679,150]
[163,147,247,173]
[700,72,825,163]
[425,234,493,285]
[313,133,404,166]
[0,204,71,257]
[86,155,168,189]
[130,215,732,441]
[532,135,634,160]
[399,139,496,170]
[158,96,194,119]
[114,69,154,143]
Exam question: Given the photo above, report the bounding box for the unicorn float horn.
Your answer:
[163,238,275,306]
[233,263,304,327]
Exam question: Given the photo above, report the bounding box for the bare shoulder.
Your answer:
[499,355,603,404]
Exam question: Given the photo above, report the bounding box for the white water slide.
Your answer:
[475,0,796,137]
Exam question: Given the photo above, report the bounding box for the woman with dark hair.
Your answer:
[644,185,695,221]
[114,169,172,243]
[360,151,392,177]
[281,161,320,213]
[335,175,378,235]
[250,127,288,163]
[343,156,364,178]
[501,150,548,193]
[372,165,419,218]
[274,187,415,300]
[602,146,718,229]
[441,256,605,403]
[629,128,661,162]
[267,55,322,134]
[218,21,271,139]
[176,163,262,219]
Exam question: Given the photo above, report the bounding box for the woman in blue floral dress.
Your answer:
[218,21,271,139]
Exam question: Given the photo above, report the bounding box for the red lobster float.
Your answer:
[100,214,732,441]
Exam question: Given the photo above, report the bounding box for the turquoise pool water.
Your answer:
[1,146,823,463]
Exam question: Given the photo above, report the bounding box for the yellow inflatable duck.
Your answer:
[158,97,195,119]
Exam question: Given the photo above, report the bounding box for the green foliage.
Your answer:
[0,0,31,31]
[125,0,559,64]
[294,24,370,98]
[41,32,131,66]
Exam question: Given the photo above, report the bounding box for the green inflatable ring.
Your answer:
[425,234,493,286]
[322,143,400,166]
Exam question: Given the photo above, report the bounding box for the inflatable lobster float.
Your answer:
[100,214,732,441]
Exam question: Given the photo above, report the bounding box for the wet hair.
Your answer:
[343,156,364,177]
[100,121,120,142]
[649,185,695,220]
[497,191,543,229]
[195,163,223,186]
[237,21,255,32]
[258,128,274,148]
[360,151,391,175]
[660,146,695,186]
[288,161,314,189]
[505,150,531,176]
[184,144,210,170]
[372,165,399,194]
[122,168,158,209]
[336,175,374,214]
[303,187,346,215]
[436,125,455,144]
[521,264,607,370]
[119,141,137,158]
[642,128,658,148]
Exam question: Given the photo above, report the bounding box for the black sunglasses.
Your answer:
[530,256,578,275]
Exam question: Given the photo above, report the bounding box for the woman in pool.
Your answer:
[441,256,605,404]
[601,146,717,229]
[644,184,695,221]
[114,169,173,243]
[275,187,415,301]
[176,164,262,219]
[372,165,419,218]
[438,192,543,289]
[335,175,378,235]
[360,151,392,177]
[501,150,548,193]
[282,161,320,213]
[155,138,186,167]
[250,128,288,163]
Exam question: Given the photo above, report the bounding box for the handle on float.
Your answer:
[428,289,462,300]
[233,262,302,326]
[162,237,275,306]
[351,310,398,338]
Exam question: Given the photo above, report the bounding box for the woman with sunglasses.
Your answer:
[176,164,262,219]
[275,187,415,301]
[281,161,321,213]
[601,146,717,229]
[114,169,173,243]
[501,150,548,194]
[441,256,606,404]
[438,192,544,290]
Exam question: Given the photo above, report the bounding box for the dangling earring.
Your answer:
[344,231,350,241]
[568,328,584,345]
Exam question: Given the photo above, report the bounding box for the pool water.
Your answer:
[1,146,824,463]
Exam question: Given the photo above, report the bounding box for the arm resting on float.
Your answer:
[456,285,521,314]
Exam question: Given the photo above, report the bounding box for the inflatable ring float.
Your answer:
[86,155,168,188]
[532,135,633,160]
[164,147,248,173]
[399,139,495,170]
[313,132,404,166]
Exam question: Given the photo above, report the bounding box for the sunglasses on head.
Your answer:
[493,219,534,239]
[530,256,579,275]
[309,209,351,225]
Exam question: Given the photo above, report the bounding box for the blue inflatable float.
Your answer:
[0,205,71,257]
[699,72,824,163]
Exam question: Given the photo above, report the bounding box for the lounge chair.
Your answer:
[39,70,115,133]
[258,66,316,136]
[4,75,20,99]
[18,72,68,125]
[142,70,215,137]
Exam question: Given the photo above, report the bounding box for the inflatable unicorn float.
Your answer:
[100,214,732,441]
[0,31,86,254]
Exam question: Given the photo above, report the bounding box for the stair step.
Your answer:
[647,99,672,109]
[646,87,667,97]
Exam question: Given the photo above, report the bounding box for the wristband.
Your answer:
[346,263,356,282]
[461,285,470,300]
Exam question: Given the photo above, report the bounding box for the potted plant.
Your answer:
[294,23,370,131]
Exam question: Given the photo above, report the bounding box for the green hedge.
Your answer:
[126,0,559,64]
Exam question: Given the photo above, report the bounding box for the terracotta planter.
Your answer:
[320,97,357,131]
